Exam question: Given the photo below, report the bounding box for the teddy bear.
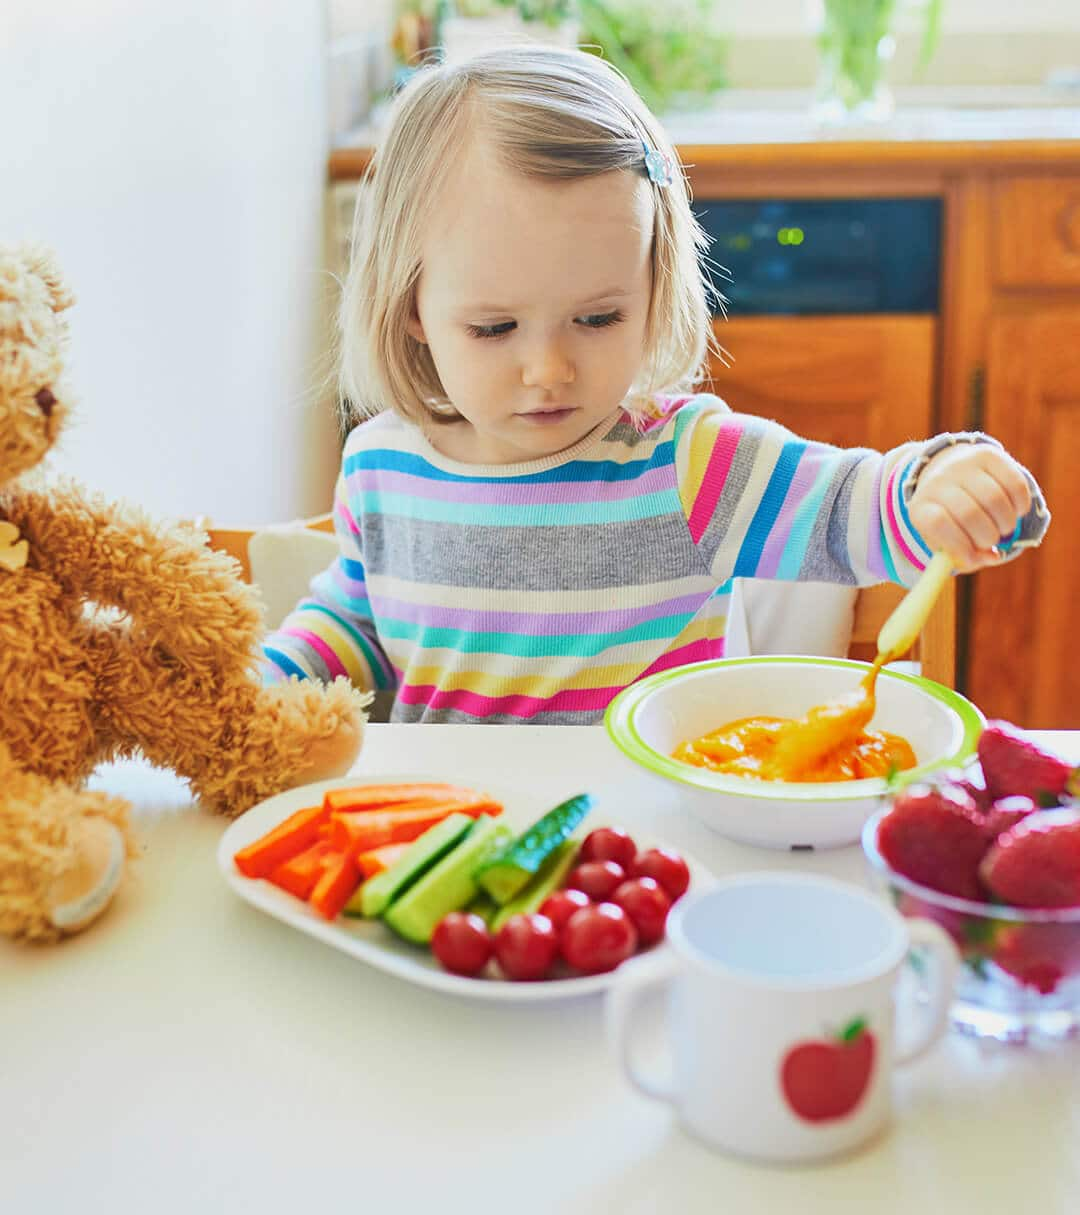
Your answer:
[0,244,371,944]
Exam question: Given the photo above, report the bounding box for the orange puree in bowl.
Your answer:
[672,660,917,783]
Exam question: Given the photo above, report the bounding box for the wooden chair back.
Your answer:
[197,513,334,584]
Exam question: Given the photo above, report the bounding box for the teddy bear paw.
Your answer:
[47,816,126,933]
[288,711,365,788]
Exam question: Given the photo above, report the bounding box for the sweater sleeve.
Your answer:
[672,397,951,589]
[261,471,396,691]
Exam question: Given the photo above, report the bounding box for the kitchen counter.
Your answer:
[330,86,1080,179]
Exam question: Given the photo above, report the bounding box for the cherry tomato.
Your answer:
[431,912,493,977]
[494,913,560,981]
[631,848,690,901]
[539,888,591,933]
[566,860,626,902]
[612,877,671,945]
[561,902,638,974]
[579,827,637,872]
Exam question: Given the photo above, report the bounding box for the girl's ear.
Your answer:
[406,301,428,345]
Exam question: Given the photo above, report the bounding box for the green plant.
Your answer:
[514,0,576,25]
[816,0,943,111]
[577,0,728,115]
[480,0,576,25]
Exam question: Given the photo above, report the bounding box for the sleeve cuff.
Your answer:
[902,431,1051,556]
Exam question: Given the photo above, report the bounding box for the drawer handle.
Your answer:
[1058,196,1080,255]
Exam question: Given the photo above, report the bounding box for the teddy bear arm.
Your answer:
[27,486,264,662]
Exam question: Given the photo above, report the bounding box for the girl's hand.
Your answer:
[908,443,1033,573]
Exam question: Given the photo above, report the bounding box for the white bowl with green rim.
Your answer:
[604,656,984,851]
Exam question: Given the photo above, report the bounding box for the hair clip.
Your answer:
[642,140,674,188]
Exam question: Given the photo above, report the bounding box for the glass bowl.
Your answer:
[862,808,1080,1043]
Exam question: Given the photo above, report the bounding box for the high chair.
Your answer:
[197,512,334,586]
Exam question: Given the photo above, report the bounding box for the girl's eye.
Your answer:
[466,311,623,339]
[467,321,516,339]
[577,311,624,329]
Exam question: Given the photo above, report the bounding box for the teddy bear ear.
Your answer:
[19,244,75,314]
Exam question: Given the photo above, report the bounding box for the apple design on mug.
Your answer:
[780,1017,876,1123]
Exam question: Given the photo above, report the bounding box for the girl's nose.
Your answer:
[520,342,575,391]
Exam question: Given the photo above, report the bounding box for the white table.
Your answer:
[3,726,1079,1215]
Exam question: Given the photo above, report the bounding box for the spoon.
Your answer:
[767,553,955,779]
[875,550,956,667]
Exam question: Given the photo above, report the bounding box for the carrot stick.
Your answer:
[267,840,338,900]
[233,804,329,879]
[322,783,481,815]
[331,799,502,854]
[309,851,362,921]
[355,842,411,879]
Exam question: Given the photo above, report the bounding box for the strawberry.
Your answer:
[976,720,1075,806]
[979,807,1080,909]
[979,795,1039,842]
[928,767,991,812]
[877,785,989,900]
[989,922,1080,995]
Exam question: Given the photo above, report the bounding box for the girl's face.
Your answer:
[408,138,654,465]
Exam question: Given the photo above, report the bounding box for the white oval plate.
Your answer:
[217,773,713,1002]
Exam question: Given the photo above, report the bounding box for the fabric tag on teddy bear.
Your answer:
[0,520,29,571]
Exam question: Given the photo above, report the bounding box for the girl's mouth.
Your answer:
[517,407,578,425]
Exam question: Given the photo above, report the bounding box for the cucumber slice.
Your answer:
[383,816,512,945]
[489,838,580,933]
[474,793,593,905]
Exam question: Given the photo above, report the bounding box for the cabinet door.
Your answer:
[706,316,936,449]
[992,177,1080,289]
[967,311,1080,728]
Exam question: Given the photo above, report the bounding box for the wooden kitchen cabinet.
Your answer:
[992,177,1080,289]
[967,311,1080,727]
[706,315,935,450]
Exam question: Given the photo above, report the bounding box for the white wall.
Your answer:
[2,0,341,524]
[327,0,393,37]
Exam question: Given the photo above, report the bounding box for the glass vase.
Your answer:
[809,0,898,125]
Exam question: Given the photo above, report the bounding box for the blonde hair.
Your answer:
[339,45,714,427]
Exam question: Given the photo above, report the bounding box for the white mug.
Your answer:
[608,872,959,1163]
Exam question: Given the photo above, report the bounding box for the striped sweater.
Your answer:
[261,394,1040,723]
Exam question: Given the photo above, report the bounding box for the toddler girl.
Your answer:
[263,46,1047,723]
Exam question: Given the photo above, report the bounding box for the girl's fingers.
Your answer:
[908,500,981,567]
[933,483,1005,553]
[966,468,1025,538]
[978,454,1032,522]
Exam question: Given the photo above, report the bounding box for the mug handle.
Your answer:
[606,953,679,1105]
[894,917,960,1065]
